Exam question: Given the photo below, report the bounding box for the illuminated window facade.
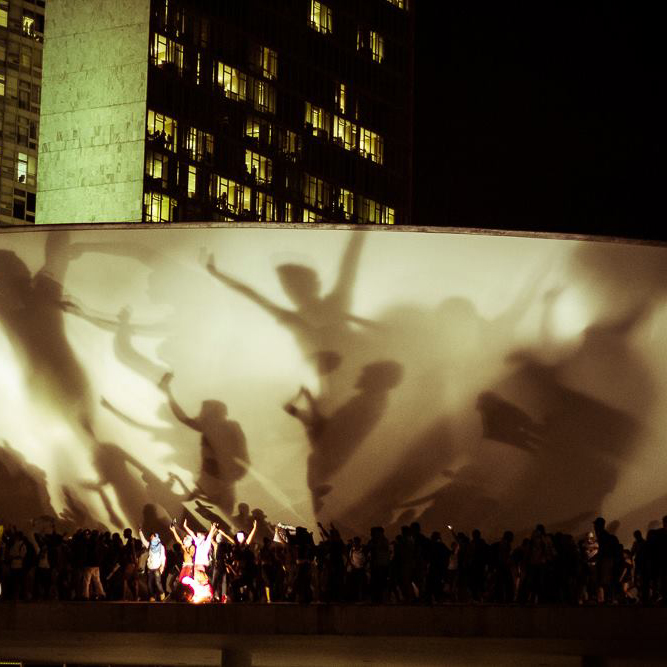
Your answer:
[215,62,247,100]
[309,1,332,34]
[338,188,354,220]
[186,127,214,162]
[255,191,275,221]
[250,44,278,80]
[335,82,346,114]
[250,79,276,114]
[145,150,169,188]
[370,31,384,63]
[211,174,251,214]
[147,110,178,152]
[245,150,272,184]
[0,0,44,225]
[305,102,332,138]
[303,174,331,210]
[334,116,357,151]
[151,33,183,73]
[359,127,384,164]
[358,29,384,63]
[187,165,197,198]
[245,116,273,146]
[134,0,412,225]
[144,191,176,222]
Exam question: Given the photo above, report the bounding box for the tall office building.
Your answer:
[0,0,45,225]
[36,0,413,225]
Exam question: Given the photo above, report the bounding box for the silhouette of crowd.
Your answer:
[2,512,666,606]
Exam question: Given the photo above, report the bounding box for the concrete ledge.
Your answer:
[1,602,667,640]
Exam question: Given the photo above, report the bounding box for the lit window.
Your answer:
[186,127,214,162]
[251,79,276,114]
[333,116,357,151]
[187,165,197,198]
[357,198,393,224]
[335,82,346,114]
[338,188,354,220]
[22,16,35,37]
[359,127,384,164]
[215,62,247,101]
[359,196,382,224]
[211,175,251,214]
[245,116,272,145]
[151,33,184,74]
[147,110,178,152]
[309,1,332,34]
[278,129,300,158]
[0,2,8,28]
[16,152,36,185]
[370,31,384,63]
[386,0,408,8]
[245,150,272,184]
[281,202,295,221]
[302,208,323,223]
[251,45,278,80]
[196,52,201,84]
[0,74,5,97]
[303,174,330,209]
[358,29,384,63]
[255,191,275,221]
[145,150,168,187]
[305,102,331,138]
[144,191,176,222]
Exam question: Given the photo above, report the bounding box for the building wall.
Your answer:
[36,0,151,224]
[142,0,414,225]
[0,0,45,225]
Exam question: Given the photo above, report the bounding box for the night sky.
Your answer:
[414,4,662,240]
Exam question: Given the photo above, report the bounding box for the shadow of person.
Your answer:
[68,302,200,477]
[0,232,95,434]
[284,360,403,513]
[64,304,169,385]
[483,350,639,533]
[158,372,249,516]
[0,440,58,530]
[84,440,203,533]
[206,232,373,410]
[334,276,549,534]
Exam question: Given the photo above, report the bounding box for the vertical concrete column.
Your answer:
[221,648,252,667]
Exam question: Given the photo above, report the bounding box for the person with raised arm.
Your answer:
[183,518,217,575]
[169,520,195,583]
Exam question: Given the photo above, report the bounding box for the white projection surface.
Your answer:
[1,225,666,542]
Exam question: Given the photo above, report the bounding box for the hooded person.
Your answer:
[139,527,166,601]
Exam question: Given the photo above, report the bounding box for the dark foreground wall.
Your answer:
[1,602,667,666]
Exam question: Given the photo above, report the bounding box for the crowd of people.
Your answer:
[1,511,666,606]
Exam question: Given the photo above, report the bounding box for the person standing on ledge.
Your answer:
[139,527,166,601]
